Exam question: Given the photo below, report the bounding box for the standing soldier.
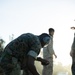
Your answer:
[42,28,57,75]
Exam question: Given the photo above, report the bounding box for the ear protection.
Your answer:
[43,36,50,44]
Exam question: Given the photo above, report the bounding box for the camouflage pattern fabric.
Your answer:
[6,33,41,59]
[10,57,21,75]
[0,33,41,75]
[0,66,5,75]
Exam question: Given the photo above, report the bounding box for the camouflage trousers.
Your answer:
[0,47,21,75]
[0,57,21,75]
[42,57,53,75]
[0,66,5,75]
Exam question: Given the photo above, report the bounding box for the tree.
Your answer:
[0,38,5,57]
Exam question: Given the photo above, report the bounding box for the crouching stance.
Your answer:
[0,33,50,75]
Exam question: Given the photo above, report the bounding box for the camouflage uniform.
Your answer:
[0,33,41,75]
[42,36,54,75]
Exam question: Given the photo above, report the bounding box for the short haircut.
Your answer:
[49,28,55,32]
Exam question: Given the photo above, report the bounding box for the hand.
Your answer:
[41,59,49,66]
[36,57,49,65]
[71,27,75,30]
[55,54,57,58]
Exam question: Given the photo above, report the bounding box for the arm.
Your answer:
[71,27,75,30]
[48,44,57,58]
[36,57,49,65]
[27,55,40,75]
[36,57,43,61]
[53,51,57,58]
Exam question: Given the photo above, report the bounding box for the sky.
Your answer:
[0,0,75,65]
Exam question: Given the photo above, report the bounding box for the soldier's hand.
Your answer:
[41,59,49,66]
[36,57,49,66]
[71,27,75,30]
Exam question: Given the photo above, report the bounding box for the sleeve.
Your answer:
[27,38,41,59]
[27,41,41,59]
[27,50,38,59]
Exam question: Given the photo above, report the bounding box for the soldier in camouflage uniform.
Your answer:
[42,28,57,75]
[0,33,50,75]
[70,27,75,75]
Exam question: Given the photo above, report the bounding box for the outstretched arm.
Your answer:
[71,27,75,30]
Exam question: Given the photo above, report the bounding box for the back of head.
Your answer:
[38,33,50,47]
